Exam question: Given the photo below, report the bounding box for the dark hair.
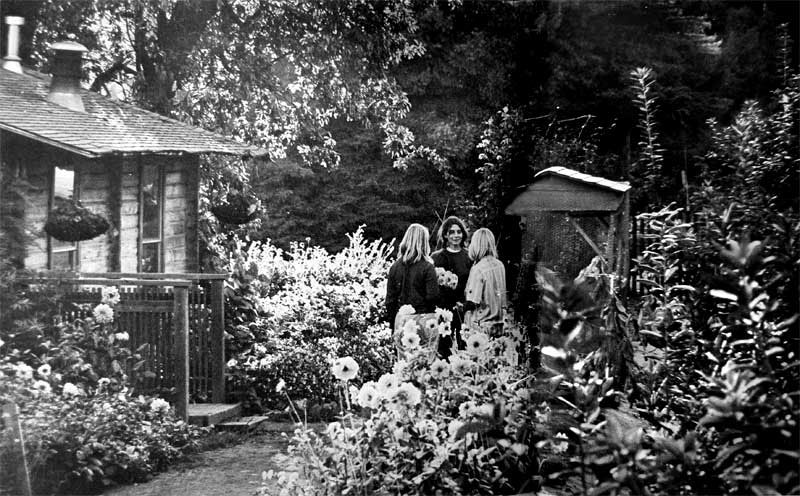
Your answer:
[435,216,469,250]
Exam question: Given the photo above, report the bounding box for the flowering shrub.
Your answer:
[265,324,547,495]
[0,272,203,494]
[223,227,395,412]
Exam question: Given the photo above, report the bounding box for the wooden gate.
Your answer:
[29,272,226,420]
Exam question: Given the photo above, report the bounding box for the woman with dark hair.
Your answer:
[432,216,471,355]
[385,223,440,328]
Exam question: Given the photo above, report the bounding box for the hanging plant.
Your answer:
[211,190,260,225]
[44,199,110,242]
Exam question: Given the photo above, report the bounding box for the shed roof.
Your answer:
[505,167,631,214]
[534,166,630,193]
[0,67,261,158]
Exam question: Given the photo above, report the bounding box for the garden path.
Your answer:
[104,423,305,496]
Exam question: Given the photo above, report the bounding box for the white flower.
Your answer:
[62,382,81,396]
[93,303,115,324]
[429,359,450,379]
[416,418,438,438]
[449,356,474,375]
[398,304,416,317]
[458,400,477,418]
[33,380,51,394]
[402,319,419,334]
[552,432,569,454]
[15,362,33,380]
[325,421,343,440]
[101,286,121,306]
[435,307,453,323]
[437,323,450,337]
[389,382,421,407]
[377,373,400,395]
[392,359,408,376]
[97,378,111,389]
[150,397,170,413]
[331,356,359,381]
[400,331,420,349]
[114,332,129,341]
[357,381,379,409]
[226,358,238,368]
[276,379,286,393]
[37,364,51,378]
[423,318,438,332]
[465,332,490,355]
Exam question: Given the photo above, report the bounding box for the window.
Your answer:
[50,166,77,270]
[139,164,163,272]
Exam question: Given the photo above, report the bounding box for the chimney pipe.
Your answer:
[47,41,87,112]
[2,16,25,74]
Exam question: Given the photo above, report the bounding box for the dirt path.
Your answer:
[104,423,306,496]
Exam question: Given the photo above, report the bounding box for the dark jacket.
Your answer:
[385,259,439,326]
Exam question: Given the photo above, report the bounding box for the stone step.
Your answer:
[187,403,242,427]
[215,415,272,432]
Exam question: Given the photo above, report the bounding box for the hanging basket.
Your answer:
[44,199,110,242]
[211,193,260,225]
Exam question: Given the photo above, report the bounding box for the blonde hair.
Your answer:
[468,228,498,261]
[398,223,431,264]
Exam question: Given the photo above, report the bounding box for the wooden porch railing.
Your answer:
[25,272,228,421]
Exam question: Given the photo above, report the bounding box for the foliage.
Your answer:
[628,67,665,205]
[220,227,395,413]
[264,323,544,495]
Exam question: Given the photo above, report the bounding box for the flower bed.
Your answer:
[264,323,546,495]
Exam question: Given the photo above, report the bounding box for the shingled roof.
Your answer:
[0,67,260,158]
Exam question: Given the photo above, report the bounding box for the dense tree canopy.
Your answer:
[2,0,796,251]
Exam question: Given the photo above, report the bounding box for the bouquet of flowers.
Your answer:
[435,267,458,289]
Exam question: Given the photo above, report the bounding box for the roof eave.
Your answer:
[0,122,98,158]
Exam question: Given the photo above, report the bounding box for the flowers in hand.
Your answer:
[398,304,416,317]
[435,267,458,289]
[331,356,359,381]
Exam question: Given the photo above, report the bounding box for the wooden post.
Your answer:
[2,403,32,496]
[173,285,190,421]
[209,279,226,403]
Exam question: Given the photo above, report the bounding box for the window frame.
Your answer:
[137,161,165,273]
[48,164,79,271]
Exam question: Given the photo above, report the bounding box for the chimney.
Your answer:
[47,41,87,112]
[2,16,25,74]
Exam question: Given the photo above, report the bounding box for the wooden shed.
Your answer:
[0,41,258,273]
[505,166,631,285]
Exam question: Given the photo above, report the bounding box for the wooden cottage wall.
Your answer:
[163,155,198,272]
[76,158,112,272]
[119,158,140,272]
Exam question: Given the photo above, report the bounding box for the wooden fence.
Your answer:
[26,272,227,421]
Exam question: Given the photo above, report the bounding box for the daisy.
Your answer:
[92,303,115,324]
[435,308,453,323]
[377,373,400,395]
[449,356,474,375]
[331,356,359,381]
[400,331,421,349]
[36,364,51,378]
[15,362,33,380]
[423,318,438,332]
[101,286,121,306]
[33,380,51,394]
[391,382,422,407]
[429,359,450,379]
[357,381,379,409]
[465,332,490,355]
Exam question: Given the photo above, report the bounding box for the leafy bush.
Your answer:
[222,227,395,413]
[265,322,544,495]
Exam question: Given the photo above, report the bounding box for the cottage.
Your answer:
[0,23,257,273]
